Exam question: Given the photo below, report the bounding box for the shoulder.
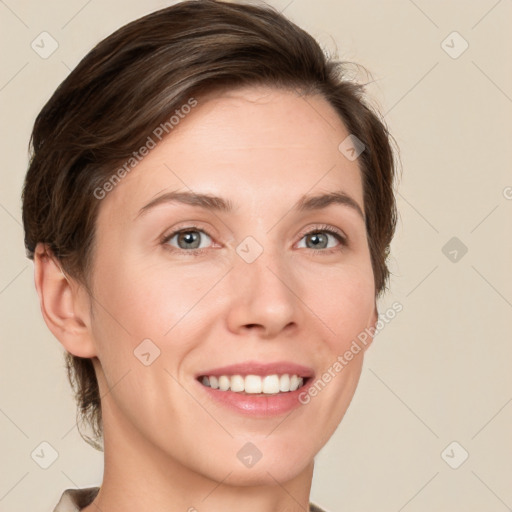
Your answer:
[53,487,100,512]
[309,502,330,512]
[53,488,327,512]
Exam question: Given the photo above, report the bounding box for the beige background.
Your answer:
[1,0,511,511]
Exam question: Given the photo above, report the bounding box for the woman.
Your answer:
[22,1,398,510]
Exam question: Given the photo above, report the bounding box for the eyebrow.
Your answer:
[137,189,365,221]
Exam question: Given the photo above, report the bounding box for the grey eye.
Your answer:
[297,230,344,250]
[304,232,329,249]
[167,229,212,250]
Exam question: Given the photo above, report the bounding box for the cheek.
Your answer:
[334,279,374,338]
[291,264,375,454]
[92,251,375,352]
[88,257,202,424]
[91,253,212,339]
[301,259,376,347]
[88,253,231,392]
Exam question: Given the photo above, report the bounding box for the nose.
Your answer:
[225,249,301,339]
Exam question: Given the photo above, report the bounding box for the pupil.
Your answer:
[309,233,326,248]
[180,231,199,248]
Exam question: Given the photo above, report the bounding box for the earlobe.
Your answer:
[33,243,97,358]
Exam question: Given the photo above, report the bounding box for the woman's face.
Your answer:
[86,85,377,484]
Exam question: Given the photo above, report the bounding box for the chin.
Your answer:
[206,437,316,486]
[215,458,313,487]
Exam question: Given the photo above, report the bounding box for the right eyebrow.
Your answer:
[137,191,234,219]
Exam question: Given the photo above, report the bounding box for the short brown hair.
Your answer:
[22,0,399,450]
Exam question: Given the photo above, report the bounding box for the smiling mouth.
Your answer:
[197,374,310,395]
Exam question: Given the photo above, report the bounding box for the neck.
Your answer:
[83,400,315,512]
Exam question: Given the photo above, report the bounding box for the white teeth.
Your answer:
[245,375,262,393]
[218,375,230,391]
[290,374,300,391]
[200,373,305,394]
[230,375,245,392]
[209,375,219,389]
[279,374,290,392]
[262,375,280,394]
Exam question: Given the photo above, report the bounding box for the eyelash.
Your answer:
[160,223,348,257]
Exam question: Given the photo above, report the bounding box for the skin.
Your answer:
[34,85,378,512]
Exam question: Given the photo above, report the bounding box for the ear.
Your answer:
[33,243,97,358]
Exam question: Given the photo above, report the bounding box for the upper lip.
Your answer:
[196,361,314,379]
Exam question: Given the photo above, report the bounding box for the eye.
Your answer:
[160,223,348,256]
[161,226,213,254]
[296,225,347,252]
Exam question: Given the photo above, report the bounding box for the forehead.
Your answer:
[99,85,364,221]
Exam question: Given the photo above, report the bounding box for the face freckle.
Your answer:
[88,85,378,487]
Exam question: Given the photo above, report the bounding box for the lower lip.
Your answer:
[197,378,313,417]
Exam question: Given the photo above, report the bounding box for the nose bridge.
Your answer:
[238,235,297,302]
[225,234,300,335]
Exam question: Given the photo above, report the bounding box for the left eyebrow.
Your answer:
[136,189,365,221]
[296,190,365,221]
